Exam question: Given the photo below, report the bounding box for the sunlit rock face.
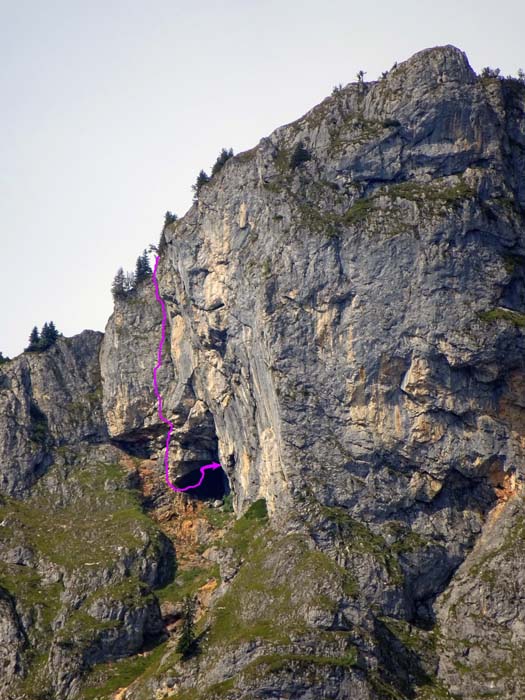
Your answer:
[2,44,525,700]
[148,44,525,696]
[160,46,524,525]
[100,280,172,440]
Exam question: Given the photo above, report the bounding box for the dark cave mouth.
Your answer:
[174,463,229,500]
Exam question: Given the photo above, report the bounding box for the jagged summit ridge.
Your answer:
[389,44,476,85]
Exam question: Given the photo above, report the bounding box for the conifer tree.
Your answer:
[164,211,177,227]
[40,321,59,349]
[176,595,197,658]
[211,147,234,176]
[481,66,501,79]
[26,326,40,352]
[111,267,127,300]
[0,351,9,365]
[39,323,50,350]
[135,255,145,284]
[135,250,152,284]
[142,250,152,275]
[48,320,59,340]
[192,170,210,200]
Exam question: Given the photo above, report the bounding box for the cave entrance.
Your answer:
[174,463,229,501]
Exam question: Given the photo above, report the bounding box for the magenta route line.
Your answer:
[152,254,221,492]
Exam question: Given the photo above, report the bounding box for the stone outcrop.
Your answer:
[0,331,106,495]
[157,46,525,530]
[142,44,525,698]
[436,494,525,697]
[100,274,220,493]
[100,281,173,441]
[0,339,173,699]
[1,44,525,699]
[0,588,25,684]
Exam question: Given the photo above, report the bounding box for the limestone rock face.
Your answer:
[100,280,174,440]
[161,42,524,528]
[2,44,525,700]
[436,494,525,697]
[0,588,25,683]
[0,334,172,699]
[146,43,525,696]
[100,270,220,487]
[0,331,106,495]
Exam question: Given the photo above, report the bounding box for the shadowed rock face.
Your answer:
[0,331,106,495]
[0,333,172,699]
[0,588,25,683]
[2,45,525,699]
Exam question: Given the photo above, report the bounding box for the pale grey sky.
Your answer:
[1,0,523,357]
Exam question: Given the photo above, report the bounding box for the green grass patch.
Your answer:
[467,514,525,579]
[169,677,235,700]
[321,506,403,585]
[0,563,63,630]
[85,579,155,609]
[262,181,282,194]
[386,524,432,555]
[0,460,163,572]
[261,259,272,278]
[343,197,376,224]
[328,114,386,153]
[0,457,168,692]
[478,308,525,327]
[274,147,292,173]
[367,671,410,700]
[80,640,169,700]
[156,564,220,606]
[206,534,296,646]
[169,647,359,700]
[207,524,350,648]
[223,498,268,556]
[235,146,257,163]
[295,176,471,238]
[56,609,122,646]
[386,178,475,207]
[202,503,235,529]
[243,498,268,520]
[243,650,359,677]
[222,493,234,512]
[296,202,342,237]
[380,616,438,658]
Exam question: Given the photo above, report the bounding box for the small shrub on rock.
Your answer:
[481,66,501,79]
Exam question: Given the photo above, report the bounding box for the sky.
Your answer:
[1,0,524,357]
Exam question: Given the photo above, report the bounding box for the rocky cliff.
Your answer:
[1,44,525,700]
